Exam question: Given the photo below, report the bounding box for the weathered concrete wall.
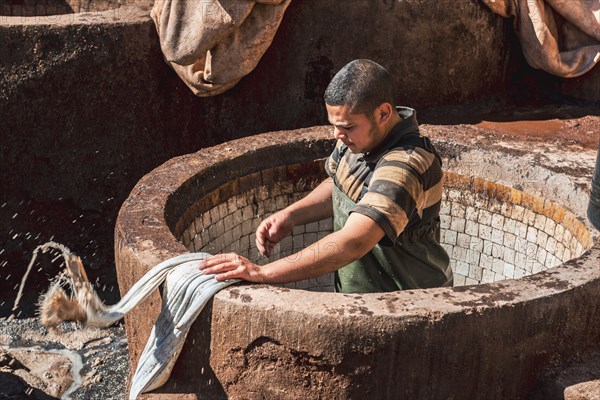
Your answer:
[0,0,515,205]
[0,0,152,16]
[115,126,599,399]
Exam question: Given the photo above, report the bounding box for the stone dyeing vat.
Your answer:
[116,125,599,400]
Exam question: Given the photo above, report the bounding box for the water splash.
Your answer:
[9,241,73,320]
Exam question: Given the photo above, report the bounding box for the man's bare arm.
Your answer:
[200,212,386,283]
[255,177,333,256]
[286,177,334,225]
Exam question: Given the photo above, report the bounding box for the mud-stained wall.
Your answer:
[0,0,152,16]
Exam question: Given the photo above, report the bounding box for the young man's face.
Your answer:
[326,104,383,154]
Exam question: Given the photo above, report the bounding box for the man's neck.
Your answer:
[369,112,402,153]
[364,109,419,161]
[384,112,402,137]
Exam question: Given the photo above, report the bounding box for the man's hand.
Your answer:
[255,209,294,257]
[199,253,265,282]
[254,178,333,257]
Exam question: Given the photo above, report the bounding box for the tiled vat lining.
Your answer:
[177,165,593,291]
[442,172,593,286]
[177,161,335,291]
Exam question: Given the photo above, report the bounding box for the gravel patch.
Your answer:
[0,317,128,399]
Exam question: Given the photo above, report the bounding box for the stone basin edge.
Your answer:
[116,125,599,320]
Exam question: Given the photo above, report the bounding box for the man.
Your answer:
[199,59,453,293]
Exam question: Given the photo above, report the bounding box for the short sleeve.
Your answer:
[352,148,435,241]
[325,139,345,178]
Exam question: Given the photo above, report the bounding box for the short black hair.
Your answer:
[324,59,396,116]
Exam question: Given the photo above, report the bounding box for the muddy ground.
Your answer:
[0,318,128,399]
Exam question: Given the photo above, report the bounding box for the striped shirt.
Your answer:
[325,107,443,244]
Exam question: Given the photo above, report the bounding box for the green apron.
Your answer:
[333,184,453,293]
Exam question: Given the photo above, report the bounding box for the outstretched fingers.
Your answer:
[213,267,244,281]
[199,253,240,275]
[198,253,263,282]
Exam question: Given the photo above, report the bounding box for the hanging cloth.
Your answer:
[482,0,600,77]
[151,0,292,96]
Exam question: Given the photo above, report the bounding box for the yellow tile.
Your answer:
[532,196,545,214]
[552,206,566,224]
[510,188,522,205]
